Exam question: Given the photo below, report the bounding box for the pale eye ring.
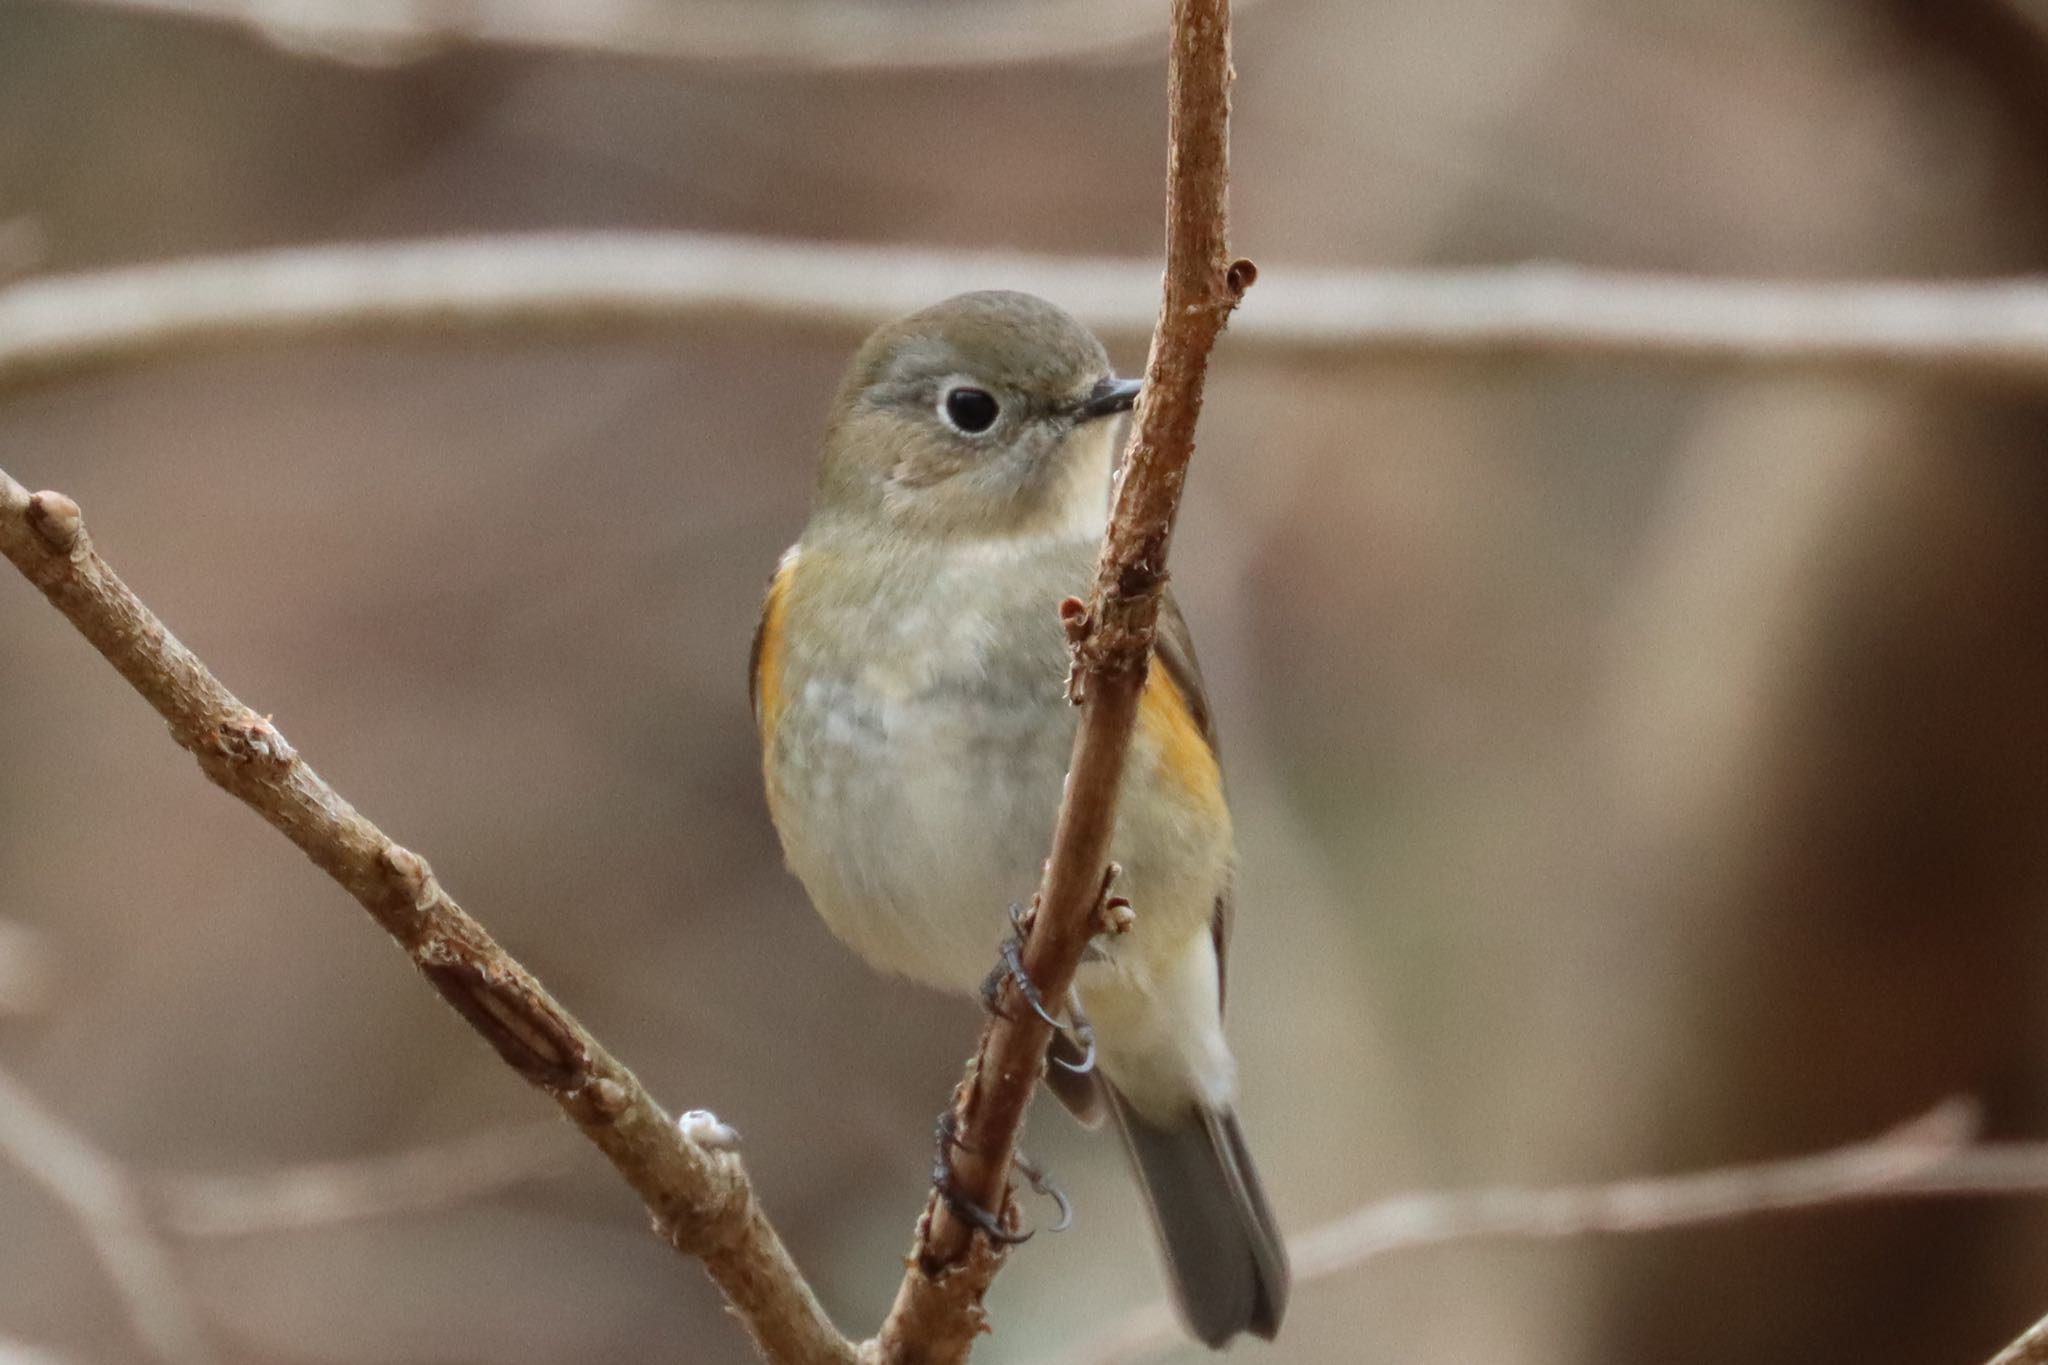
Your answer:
[939,386,1001,435]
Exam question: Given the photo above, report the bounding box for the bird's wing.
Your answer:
[1050,590,1230,1127]
[1152,591,1236,1014]
[749,546,800,745]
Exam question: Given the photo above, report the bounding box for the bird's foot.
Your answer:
[931,1111,1031,1245]
[931,1113,1071,1240]
[978,904,1101,1078]
[1012,1150,1073,1233]
[1052,1007,1096,1076]
[980,907,1064,1031]
[979,921,1098,1079]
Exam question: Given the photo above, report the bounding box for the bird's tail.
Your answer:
[1109,1088,1289,1348]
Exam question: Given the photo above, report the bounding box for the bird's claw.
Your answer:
[932,1111,1032,1245]
[1053,1010,1096,1076]
[932,1113,1072,1240]
[1013,1150,1073,1233]
[980,907,1099,1078]
[1003,937,1066,1030]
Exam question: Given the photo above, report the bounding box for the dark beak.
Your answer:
[1076,375,1143,421]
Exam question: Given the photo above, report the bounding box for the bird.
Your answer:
[750,289,1287,1347]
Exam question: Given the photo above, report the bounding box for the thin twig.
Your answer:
[0,1065,216,1365]
[869,3,1246,1362]
[153,1123,574,1238]
[19,234,2048,393]
[1059,1097,2048,1365]
[0,470,857,1365]
[29,0,1243,70]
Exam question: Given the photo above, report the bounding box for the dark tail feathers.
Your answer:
[1110,1090,1289,1347]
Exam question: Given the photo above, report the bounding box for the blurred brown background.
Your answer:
[8,0,2048,1361]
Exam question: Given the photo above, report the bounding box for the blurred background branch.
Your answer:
[152,1122,571,1239]
[19,0,1260,70]
[0,1055,572,1363]
[0,1066,216,1365]
[20,235,2048,392]
[1061,1098,2048,1365]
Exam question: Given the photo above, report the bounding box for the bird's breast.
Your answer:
[759,535,1232,998]
[764,547,1077,991]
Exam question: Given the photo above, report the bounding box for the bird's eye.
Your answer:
[940,387,1001,435]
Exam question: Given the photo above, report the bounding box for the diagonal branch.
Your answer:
[0,469,857,1365]
[869,2,1248,1361]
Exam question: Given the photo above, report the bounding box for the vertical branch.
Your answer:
[870,2,1251,1360]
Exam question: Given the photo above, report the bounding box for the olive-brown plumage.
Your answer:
[753,291,1287,1346]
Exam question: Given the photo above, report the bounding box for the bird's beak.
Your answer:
[1076,376,1143,421]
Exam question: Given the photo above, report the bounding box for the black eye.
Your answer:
[941,386,1000,435]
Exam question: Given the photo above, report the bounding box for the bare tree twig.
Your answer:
[870,3,1247,1361]
[0,1065,217,1365]
[1059,1097,2048,1365]
[29,0,1249,70]
[153,1123,574,1238]
[1285,1099,1980,1277]
[19,233,2048,393]
[0,470,857,1365]
[1989,1310,2048,1365]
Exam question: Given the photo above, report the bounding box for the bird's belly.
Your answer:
[772,676,1075,994]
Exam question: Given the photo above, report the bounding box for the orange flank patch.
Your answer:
[750,555,797,754]
[1138,664,1225,815]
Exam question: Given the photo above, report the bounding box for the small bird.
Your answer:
[751,290,1287,1347]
